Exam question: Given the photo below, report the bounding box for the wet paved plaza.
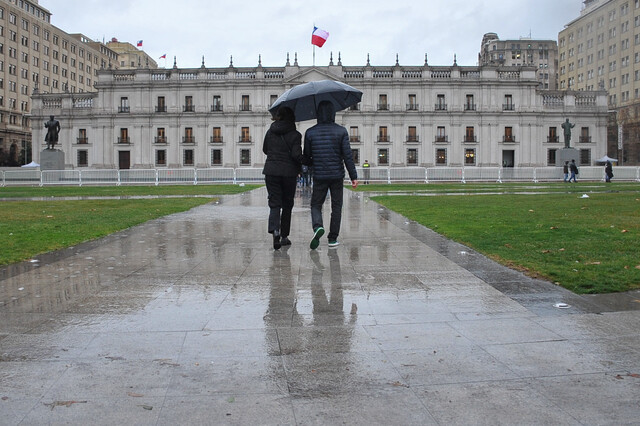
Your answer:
[1,187,639,425]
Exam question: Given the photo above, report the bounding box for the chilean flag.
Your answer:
[311,27,329,47]
[159,54,166,59]
[136,40,143,47]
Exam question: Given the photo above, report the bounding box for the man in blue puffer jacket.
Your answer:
[303,100,358,249]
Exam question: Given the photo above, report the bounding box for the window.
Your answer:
[407,94,417,110]
[377,148,389,165]
[436,126,447,142]
[156,128,166,144]
[156,96,166,112]
[211,149,222,165]
[464,148,476,165]
[580,127,591,143]
[503,94,514,111]
[351,149,360,165]
[211,127,222,143]
[378,126,389,142]
[465,126,476,142]
[407,148,418,165]
[156,150,166,166]
[407,126,418,142]
[119,97,129,113]
[240,95,250,111]
[212,95,222,112]
[378,94,388,110]
[240,127,251,142]
[580,149,591,165]
[349,126,359,143]
[183,149,194,166]
[240,149,251,165]
[77,150,88,167]
[119,128,129,144]
[269,94,278,107]
[548,127,558,142]
[504,127,514,142]
[78,128,88,144]
[436,148,447,165]
[547,149,557,165]
[435,94,446,111]
[465,94,475,111]
[183,127,194,144]
[184,96,194,112]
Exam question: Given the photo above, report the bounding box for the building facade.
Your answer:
[0,0,118,166]
[30,59,609,170]
[479,32,559,90]
[106,39,158,70]
[559,0,640,164]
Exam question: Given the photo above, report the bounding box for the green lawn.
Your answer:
[0,184,259,266]
[372,187,640,294]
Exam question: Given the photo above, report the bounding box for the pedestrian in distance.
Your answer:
[262,106,303,250]
[303,101,358,249]
[362,160,371,184]
[569,159,579,183]
[563,161,569,183]
[605,160,614,182]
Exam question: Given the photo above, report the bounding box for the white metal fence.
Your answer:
[1,167,639,187]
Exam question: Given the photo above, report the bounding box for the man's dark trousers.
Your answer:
[310,178,344,242]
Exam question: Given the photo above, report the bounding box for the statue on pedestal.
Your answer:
[44,115,61,150]
[561,118,575,148]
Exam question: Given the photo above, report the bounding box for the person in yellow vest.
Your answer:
[362,160,370,184]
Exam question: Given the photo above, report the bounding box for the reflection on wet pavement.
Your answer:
[0,187,639,425]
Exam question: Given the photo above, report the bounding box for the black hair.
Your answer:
[276,106,296,123]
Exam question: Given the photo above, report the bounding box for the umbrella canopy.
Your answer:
[269,80,362,122]
[595,155,618,163]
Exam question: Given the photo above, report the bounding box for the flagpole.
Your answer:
[313,45,316,67]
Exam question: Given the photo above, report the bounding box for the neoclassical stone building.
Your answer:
[30,57,609,169]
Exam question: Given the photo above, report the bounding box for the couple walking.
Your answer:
[262,101,358,250]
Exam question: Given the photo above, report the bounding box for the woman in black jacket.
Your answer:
[262,107,302,249]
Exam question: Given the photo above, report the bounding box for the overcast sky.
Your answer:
[43,0,582,69]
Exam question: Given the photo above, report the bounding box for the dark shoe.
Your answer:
[273,231,281,250]
[310,227,325,250]
[328,239,339,248]
[280,237,291,246]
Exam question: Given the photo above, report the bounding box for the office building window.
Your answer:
[436,148,447,165]
[211,149,222,165]
[407,126,418,142]
[156,96,166,112]
[547,149,557,165]
[407,148,418,165]
[77,150,88,167]
[183,149,194,166]
[464,148,476,165]
[378,126,389,142]
[580,149,591,165]
[183,127,194,144]
[436,94,446,111]
[78,128,88,144]
[156,150,166,166]
[349,126,359,142]
[378,94,388,110]
[351,149,360,165]
[548,126,558,142]
[378,148,389,165]
[212,95,222,112]
[240,149,251,165]
[156,127,166,144]
[240,127,251,142]
[212,127,222,143]
[184,96,194,112]
[240,95,250,111]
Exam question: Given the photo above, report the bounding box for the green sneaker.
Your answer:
[310,227,325,250]
[328,240,339,248]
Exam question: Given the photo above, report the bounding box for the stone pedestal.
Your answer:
[40,149,65,171]
[557,147,579,167]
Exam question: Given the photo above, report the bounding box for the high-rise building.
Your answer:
[106,39,158,70]
[479,33,559,90]
[559,0,640,164]
[0,0,118,166]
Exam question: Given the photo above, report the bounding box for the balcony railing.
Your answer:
[377,104,389,111]
[579,136,592,143]
[503,104,515,111]
[183,105,195,112]
[77,137,89,144]
[406,135,419,143]
[435,136,448,143]
[118,106,130,113]
[117,137,130,144]
[239,136,252,143]
[239,104,252,112]
[464,136,477,143]
[210,136,223,143]
[464,103,476,111]
[154,137,167,144]
[434,103,447,111]
[503,135,516,143]
[406,104,419,111]
[547,136,559,142]
[182,136,195,144]
[211,104,223,112]
[377,136,390,142]
[349,136,360,143]
[156,105,166,112]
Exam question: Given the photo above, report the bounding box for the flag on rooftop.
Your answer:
[136,40,143,47]
[159,54,166,59]
[311,27,329,48]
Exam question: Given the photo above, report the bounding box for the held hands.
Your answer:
[351,179,359,189]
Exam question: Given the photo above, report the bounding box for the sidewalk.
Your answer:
[0,187,638,425]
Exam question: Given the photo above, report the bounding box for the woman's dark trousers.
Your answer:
[265,175,297,237]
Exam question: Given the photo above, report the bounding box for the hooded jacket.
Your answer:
[262,119,302,177]
[303,101,358,181]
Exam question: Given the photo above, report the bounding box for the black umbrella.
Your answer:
[269,80,362,121]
